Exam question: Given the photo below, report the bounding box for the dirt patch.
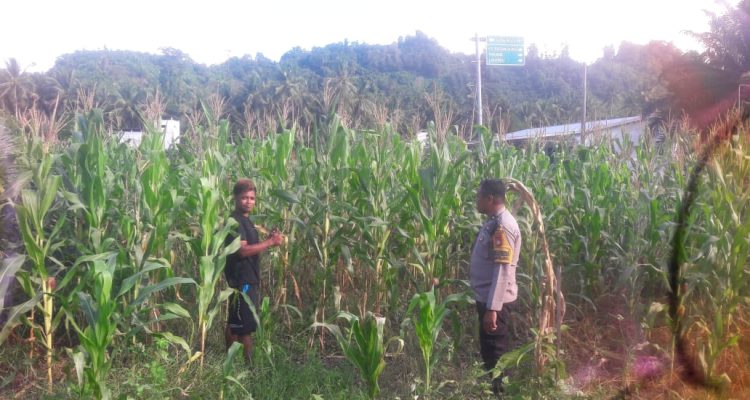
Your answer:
[559,295,750,399]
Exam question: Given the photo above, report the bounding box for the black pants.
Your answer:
[476,301,514,371]
[228,283,260,335]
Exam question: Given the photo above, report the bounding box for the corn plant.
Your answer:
[136,121,176,267]
[402,287,470,392]
[104,135,141,272]
[253,296,275,366]
[299,122,361,343]
[60,111,113,255]
[121,123,185,339]
[221,342,252,400]
[680,136,750,386]
[67,255,117,399]
[400,128,467,286]
[504,178,565,373]
[66,252,195,399]
[0,254,28,340]
[236,130,300,311]
[184,176,240,366]
[346,128,404,313]
[13,137,65,390]
[8,101,750,397]
[313,312,402,399]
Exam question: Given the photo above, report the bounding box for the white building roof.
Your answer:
[503,116,641,142]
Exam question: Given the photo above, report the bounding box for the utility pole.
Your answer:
[581,63,587,145]
[472,35,524,140]
[739,71,750,109]
[474,33,483,127]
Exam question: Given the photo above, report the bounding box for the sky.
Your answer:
[1,0,740,72]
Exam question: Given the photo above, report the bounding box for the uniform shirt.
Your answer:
[469,207,521,311]
[224,210,261,288]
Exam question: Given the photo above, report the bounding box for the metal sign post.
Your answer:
[472,35,524,141]
[475,33,483,126]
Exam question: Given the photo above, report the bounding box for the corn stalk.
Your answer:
[13,137,64,391]
[313,312,403,399]
[504,178,564,373]
[678,132,750,387]
[402,287,470,392]
[185,173,239,366]
[66,252,194,399]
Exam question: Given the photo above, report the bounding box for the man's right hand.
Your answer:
[483,309,498,334]
[269,231,284,246]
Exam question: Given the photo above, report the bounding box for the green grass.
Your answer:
[2,334,367,399]
[0,306,618,400]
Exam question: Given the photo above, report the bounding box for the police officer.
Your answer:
[224,178,284,362]
[470,179,521,396]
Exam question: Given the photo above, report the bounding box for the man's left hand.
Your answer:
[483,310,498,333]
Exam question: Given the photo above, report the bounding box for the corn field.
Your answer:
[1,110,749,399]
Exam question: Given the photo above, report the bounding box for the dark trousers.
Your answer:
[476,300,514,371]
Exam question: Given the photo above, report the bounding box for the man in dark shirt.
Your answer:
[225,178,283,362]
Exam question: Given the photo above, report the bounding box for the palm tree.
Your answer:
[273,72,307,129]
[325,65,358,118]
[107,83,146,130]
[30,74,64,116]
[49,68,80,114]
[0,59,35,119]
[277,72,304,101]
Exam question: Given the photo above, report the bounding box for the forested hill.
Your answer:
[4,21,744,139]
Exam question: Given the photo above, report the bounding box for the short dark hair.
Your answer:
[233,178,256,196]
[478,179,506,200]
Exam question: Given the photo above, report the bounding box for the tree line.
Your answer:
[1,0,748,141]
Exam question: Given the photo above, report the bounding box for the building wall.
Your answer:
[120,119,180,149]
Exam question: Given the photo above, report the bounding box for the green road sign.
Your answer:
[486,36,524,66]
